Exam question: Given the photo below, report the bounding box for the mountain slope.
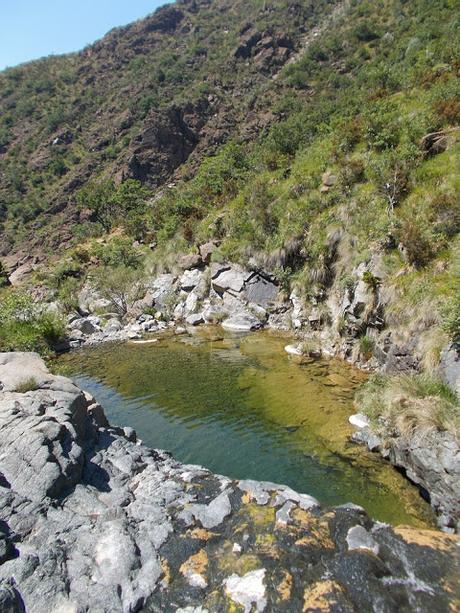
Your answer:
[0,0,340,255]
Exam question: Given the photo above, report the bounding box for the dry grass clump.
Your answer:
[15,377,39,394]
[355,373,459,439]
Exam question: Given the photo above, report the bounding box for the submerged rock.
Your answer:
[1,353,459,612]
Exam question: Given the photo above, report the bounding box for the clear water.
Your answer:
[56,328,434,527]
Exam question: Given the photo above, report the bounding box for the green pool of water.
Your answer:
[56,328,434,527]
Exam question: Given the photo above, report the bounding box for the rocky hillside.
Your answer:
[1,352,459,612]
[0,0,340,256]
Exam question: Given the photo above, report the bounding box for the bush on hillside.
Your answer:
[77,179,150,235]
[91,237,142,268]
[0,290,65,354]
[442,291,460,344]
[0,261,9,287]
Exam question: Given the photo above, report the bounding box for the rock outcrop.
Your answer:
[0,353,459,612]
[351,418,460,533]
[64,261,282,348]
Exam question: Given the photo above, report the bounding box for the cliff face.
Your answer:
[0,352,459,612]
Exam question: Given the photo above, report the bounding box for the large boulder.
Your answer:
[212,265,252,295]
[77,286,111,315]
[179,253,202,270]
[148,274,177,312]
[68,317,99,336]
[180,268,204,292]
[440,343,460,395]
[199,241,218,264]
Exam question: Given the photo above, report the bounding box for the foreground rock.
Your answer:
[1,353,459,612]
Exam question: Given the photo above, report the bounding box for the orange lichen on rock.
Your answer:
[277,570,293,601]
[303,580,348,612]
[394,526,460,553]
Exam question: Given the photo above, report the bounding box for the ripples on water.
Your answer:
[56,329,434,527]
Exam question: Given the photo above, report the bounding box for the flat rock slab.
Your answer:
[222,314,261,331]
[244,274,278,307]
[212,266,252,294]
[0,353,459,612]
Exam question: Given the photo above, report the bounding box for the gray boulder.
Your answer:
[440,344,460,395]
[148,274,177,312]
[199,241,217,264]
[69,317,99,336]
[179,253,202,270]
[186,313,204,326]
[212,265,251,295]
[180,269,204,292]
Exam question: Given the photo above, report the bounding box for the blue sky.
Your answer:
[0,0,172,71]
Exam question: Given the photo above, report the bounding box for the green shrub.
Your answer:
[442,292,460,343]
[0,290,65,354]
[15,377,39,393]
[51,258,83,288]
[353,22,380,42]
[91,237,142,268]
[57,277,81,313]
[359,335,375,360]
[0,261,9,287]
[362,271,380,290]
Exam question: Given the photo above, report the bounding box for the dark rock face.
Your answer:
[0,353,459,612]
[143,6,184,33]
[126,107,200,185]
[353,426,460,533]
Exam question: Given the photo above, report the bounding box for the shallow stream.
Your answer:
[56,329,434,527]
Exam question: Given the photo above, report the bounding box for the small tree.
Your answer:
[367,147,418,215]
[78,179,150,236]
[77,180,117,233]
[93,266,145,317]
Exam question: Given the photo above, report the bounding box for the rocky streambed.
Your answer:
[0,352,459,612]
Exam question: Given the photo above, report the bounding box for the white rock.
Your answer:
[184,291,199,315]
[221,314,261,331]
[180,269,203,292]
[284,344,302,356]
[186,313,204,326]
[346,525,379,556]
[224,569,267,613]
[349,413,370,429]
[212,266,250,294]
